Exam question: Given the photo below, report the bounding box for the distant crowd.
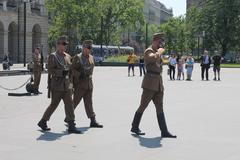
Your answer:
[127,50,222,81]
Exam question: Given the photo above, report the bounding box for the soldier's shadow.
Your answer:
[36,127,90,141]
[76,127,90,133]
[132,134,162,148]
[36,130,68,141]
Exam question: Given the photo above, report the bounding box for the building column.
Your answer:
[39,0,45,16]
[2,0,7,11]
[41,32,48,60]
[3,31,8,56]
[26,2,31,13]
[26,31,33,62]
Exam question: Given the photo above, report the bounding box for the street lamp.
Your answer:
[100,16,103,58]
[145,10,150,49]
[21,0,32,67]
[197,34,200,59]
[23,0,27,67]
[202,30,206,54]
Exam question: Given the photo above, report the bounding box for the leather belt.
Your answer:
[147,71,161,75]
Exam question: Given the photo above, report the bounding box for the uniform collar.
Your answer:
[56,51,66,57]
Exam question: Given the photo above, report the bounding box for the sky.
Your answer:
[158,0,187,17]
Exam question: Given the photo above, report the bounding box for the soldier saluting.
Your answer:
[131,33,176,138]
[38,36,81,134]
[67,40,103,128]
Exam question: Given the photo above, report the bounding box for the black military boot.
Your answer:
[68,121,82,134]
[157,112,177,138]
[131,112,145,135]
[33,89,39,95]
[38,119,51,131]
[90,117,103,128]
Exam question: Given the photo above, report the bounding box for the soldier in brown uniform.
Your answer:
[68,40,103,128]
[131,33,176,138]
[38,36,81,134]
[33,47,43,94]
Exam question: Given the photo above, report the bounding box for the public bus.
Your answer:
[75,45,134,63]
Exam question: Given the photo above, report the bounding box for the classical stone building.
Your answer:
[144,0,173,25]
[187,0,207,9]
[121,0,173,53]
[0,0,48,63]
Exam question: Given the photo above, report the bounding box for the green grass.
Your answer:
[104,55,129,63]
[221,64,240,68]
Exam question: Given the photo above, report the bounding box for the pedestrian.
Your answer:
[37,36,81,134]
[130,33,176,138]
[168,54,177,80]
[2,55,10,70]
[212,51,222,81]
[127,52,137,76]
[177,55,185,80]
[139,56,145,76]
[185,54,194,81]
[68,40,103,128]
[32,47,43,94]
[200,50,211,81]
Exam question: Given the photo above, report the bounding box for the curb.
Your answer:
[0,70,48,77]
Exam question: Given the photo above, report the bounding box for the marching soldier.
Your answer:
[38,36,81,134]
[33,47,43,94]
[131,33,177,138]
[68,40,103,128]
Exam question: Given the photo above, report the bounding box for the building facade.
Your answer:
[121,0,173,53]
[0,0,48,63]
[144,0,173,25]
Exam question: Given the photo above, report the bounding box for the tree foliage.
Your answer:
[159,17,186,53]
[46,0,145,52]
[186,0,240,56]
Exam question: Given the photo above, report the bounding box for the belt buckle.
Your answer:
[65,75,69,79]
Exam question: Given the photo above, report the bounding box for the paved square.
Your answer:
[0,66,240,160]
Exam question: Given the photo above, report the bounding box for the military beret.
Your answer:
[57,36,69,45]
[153,33,165,41]
[82,40,93,48]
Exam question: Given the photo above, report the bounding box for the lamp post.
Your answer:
[17,0,20,63]
[197,35,200,59]
[145,10,150,49]
[23,0,26,67]
[100,16,103,58]
[135,21,141,54]
[202,30,206,54]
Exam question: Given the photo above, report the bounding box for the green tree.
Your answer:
[185,7,201,54]
[46,0,145,52]
[159,17,186,54]
[198,0,240,56]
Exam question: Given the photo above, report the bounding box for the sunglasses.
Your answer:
[58,42,68,46]
[159,38,165,42]
[86,46,92,50]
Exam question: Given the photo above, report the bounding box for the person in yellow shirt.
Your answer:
[127,53,137,76]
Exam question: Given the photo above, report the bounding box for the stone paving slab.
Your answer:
[0,66,240,160]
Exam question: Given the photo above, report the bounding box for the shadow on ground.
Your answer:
[77,127,90,133]
[36,131,68,141]
[132,134,162,148]
[36,127,90,141]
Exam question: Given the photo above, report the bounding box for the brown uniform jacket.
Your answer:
[71,53,94,90]
[48,52,73,91]
[33,53,43,73]
[141,46,164,92]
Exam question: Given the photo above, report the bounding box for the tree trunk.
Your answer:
[221,44,228,57]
